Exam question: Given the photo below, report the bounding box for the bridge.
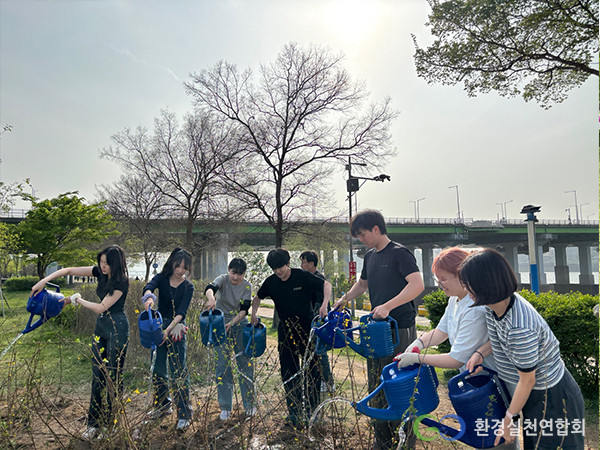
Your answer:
[188,216,598,295]
[3,210,598,295]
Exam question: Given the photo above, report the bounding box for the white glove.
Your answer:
[404,338,424,353]
[169,323,188,342]
[395,352,421,368]
[70,293,81,306]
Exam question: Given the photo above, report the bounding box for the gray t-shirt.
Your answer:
[210,274,252,323]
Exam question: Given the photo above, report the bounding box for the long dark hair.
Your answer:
[97,245,128,293]
[161,248,192,278]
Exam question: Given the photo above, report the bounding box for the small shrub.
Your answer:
[422,289,451,353]
[520,290,599,399]
[2,276,66,292]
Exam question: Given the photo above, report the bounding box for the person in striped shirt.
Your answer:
[462,248,584,449]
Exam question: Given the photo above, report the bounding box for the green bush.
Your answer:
[424,288,599,399]
[520,290,599,399]
[2,276,66,292]
[422,289,451,353]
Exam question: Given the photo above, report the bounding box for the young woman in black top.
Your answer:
[142,248,194,430]
[31,245,130,440]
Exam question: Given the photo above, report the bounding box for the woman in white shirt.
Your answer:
[394,247,495,371]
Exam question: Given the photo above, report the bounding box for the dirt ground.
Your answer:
[3,333,598,450]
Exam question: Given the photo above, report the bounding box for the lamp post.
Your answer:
[564,190,579,223]
[579,202,589,222]
[448,185,461,222]
[409,198,425,222]
[346,157,390,316]
[520,204,541,294]
[503,200,513,220]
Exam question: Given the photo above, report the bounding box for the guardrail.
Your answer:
[1,209,597,226]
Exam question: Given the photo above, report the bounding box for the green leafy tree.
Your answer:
[413,0,599,107]
[0,223,22,279]
[19,192,117,278]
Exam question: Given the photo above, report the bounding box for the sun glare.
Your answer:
[318,0,382,46]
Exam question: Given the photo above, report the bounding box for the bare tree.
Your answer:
[185,42,397,247]
[97,175,172,282]
[100,109,237,251]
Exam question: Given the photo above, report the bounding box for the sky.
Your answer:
[0,0,598,223]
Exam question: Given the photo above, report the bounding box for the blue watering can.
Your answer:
[138,309,163,350]
[22,283,65,334]
[355,361,439,421]
[199,308,226,347]
[312,308,353,354]
[335,314,399,358]
[242,318,267,357]
[420,366,509,448]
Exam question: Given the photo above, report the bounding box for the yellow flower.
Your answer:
[126,398,131,403]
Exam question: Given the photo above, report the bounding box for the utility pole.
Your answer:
[345,157,390,316]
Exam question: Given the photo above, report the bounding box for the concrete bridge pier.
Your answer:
[502,244,520,283]
[193,234,229,281]
[578,244,595,285]
[553,243,570,285]
[536,244,547,284]
[420,245,435,289]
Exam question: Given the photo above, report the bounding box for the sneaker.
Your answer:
[321,380,336,393]
[147,406,173,420]
[81,426,98,440]
[245,407,257,417]
[219,410,232,421]
[176,419,191,431]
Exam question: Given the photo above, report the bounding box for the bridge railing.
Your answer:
[0,209,28,219]
[1,209,598,226]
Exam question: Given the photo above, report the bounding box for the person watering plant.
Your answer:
[394,247,496,372]
[204,257,255,421]
[461,248,584,449]
[142,248,194,431]
[30,245,130,440]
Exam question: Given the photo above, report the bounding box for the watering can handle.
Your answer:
[45,282,61,292]
[388,316,399,348]
[207,309,214,345]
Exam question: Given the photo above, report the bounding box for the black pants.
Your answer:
[366,325,417,449]
[521,369,585,449]
[88,312,129,428]
[278,317,320,425]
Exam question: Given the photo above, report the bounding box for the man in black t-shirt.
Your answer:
[251,248,332,429]
[333,210,424,450]
[300,251,334,395]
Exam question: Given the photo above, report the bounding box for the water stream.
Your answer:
[0,332,24,361]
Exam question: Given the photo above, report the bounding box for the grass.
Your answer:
[0,290,94,391]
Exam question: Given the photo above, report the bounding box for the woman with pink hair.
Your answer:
[394,247,495,371]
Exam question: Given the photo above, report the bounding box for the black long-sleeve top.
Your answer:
[143,273,194,324]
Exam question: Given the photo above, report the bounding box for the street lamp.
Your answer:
[564,190,579,223]
[448,185,461,222]
[520,204,541,294]
[579,202,589,221]
[409,198,425,222]
[503,200,513,220]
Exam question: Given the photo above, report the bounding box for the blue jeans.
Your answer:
[152,328,192,420]
[214,323,254,412]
